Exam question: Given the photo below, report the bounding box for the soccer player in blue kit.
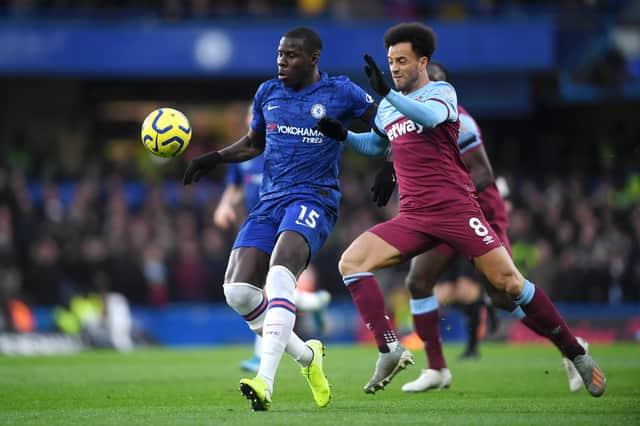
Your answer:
[214,105,331,374]
[183,27,376,411]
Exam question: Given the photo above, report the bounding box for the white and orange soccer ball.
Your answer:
[140,107,192,158]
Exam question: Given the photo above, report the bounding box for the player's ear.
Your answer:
[420,56,429,69]
[310,50,320,66]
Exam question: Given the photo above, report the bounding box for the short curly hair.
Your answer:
[383,22,436,60]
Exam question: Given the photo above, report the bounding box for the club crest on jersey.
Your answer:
[386,119,424,141]
[310,103,326,119]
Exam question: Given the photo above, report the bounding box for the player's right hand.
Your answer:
[315,117,347,141]
[371,161,396,207]
[183,151,222,185]
[364,54,391,97]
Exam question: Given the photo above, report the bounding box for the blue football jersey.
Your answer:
[251,73,373,213]
[225,154,265,211]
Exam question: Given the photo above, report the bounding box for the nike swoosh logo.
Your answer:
[267,105,280,111]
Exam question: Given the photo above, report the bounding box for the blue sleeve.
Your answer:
[345,80,375,119]
[344,129,390,158]
[385,90,448,128]
[225,163,242,186]
[385,82,458,128]
[250,83,267,132]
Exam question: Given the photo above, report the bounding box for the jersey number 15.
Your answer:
[296,205,320,228]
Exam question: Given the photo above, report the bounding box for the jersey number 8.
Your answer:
[468,217,488,237]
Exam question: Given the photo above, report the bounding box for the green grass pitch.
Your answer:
[1,343,639,425]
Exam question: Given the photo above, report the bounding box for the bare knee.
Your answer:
[338,249,361,276]
[404,271,423,296]
[475,248,525,298]
[485,284,516,311]
[486,268,523,297]
[404,269,435,299]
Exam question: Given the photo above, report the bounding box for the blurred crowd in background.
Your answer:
[0,112,638,312]
[1,0,632,21]
[0,0,638,338]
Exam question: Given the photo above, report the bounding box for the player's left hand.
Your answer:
[371,161,396,207]
[183,151,222,185]
[364,54,390,97]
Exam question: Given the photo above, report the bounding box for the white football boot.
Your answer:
[401,368,452,392]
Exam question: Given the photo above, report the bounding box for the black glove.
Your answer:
[315,117,347,141]
[183,151,222,185]
[371,161,396,207]
[364,54,391,97]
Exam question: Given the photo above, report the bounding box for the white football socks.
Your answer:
[258,265,310,393]
[253,335,262,358]
[224,280,313,392]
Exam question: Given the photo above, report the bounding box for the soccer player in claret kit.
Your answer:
[315,22,606,397]
[367,62,590,393]
[183,27,376,411]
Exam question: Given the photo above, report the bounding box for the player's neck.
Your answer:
[294,70,321,92]
[402,77,430,95]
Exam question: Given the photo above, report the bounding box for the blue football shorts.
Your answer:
[232,195,337,262]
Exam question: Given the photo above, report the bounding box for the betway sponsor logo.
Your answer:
[387,119,424,141]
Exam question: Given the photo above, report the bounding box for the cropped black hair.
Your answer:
[284,27,323,56]
[383,22,436,60]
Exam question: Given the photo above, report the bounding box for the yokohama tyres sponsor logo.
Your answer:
[268,123,324,144]
[274,124,324,137]
[387,119,424,141]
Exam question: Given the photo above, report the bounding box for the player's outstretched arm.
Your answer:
[315,117,389,158]
[183,130,265,185]
[218,129,266,163]
[384,90,449,128]
[363,54,449,128]
[344,130,389,158]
